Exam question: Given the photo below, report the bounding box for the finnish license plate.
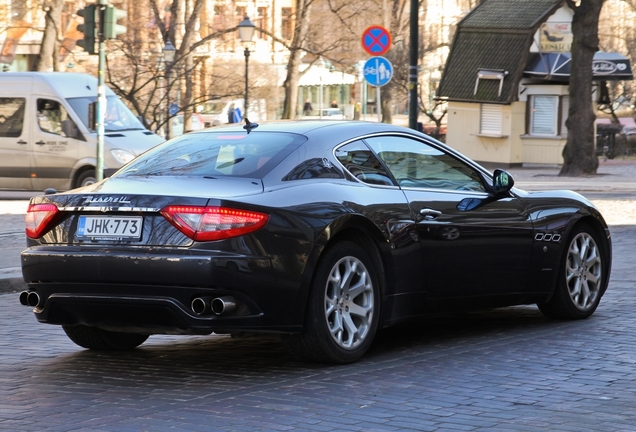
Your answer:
[77,215,143,239]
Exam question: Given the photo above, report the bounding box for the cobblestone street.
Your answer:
[0,160,635,431]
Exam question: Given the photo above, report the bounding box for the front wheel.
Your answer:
[62,325,149,350]
[283,241,381,363]
[538,223,607,319]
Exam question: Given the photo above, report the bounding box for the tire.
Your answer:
[282,241,380,364]
[62,325,149,351]
[538,223,607,319]
[76,169,96,188]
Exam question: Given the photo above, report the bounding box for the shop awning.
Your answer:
[524,52,633,81]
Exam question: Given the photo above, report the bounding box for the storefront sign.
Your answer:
[539,22,572,52]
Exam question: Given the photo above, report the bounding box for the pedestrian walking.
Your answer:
[233,105,243,123]
[303,98,313,116]
[228,103,236,124]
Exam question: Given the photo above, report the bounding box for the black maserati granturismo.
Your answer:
[19,120,612,363]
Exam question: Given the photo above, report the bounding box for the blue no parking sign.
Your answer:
[363,56,393,87]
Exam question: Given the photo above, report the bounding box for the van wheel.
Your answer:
[76,170,96,188]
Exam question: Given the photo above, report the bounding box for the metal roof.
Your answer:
[438,0,566,104]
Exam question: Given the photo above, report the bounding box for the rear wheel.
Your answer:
[75,169,96,188]
[62,325,149,350]
[538,223,607,319]
[283,241,380,363]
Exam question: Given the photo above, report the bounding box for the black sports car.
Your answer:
[19,121,612,363]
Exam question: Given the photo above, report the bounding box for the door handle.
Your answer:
[17,140,27,145]
[420,208,442,220]
[35,140,46,146]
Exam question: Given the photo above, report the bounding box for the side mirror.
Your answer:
[492,169,514,195]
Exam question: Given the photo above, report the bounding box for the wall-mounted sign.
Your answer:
[539,22,572,53]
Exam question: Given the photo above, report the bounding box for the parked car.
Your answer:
[19,121,612,363]
[304,108,345,120]
[170,113,205,137]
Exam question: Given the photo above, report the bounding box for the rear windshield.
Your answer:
[114,131,306,178]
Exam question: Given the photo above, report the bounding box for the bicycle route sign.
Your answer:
[363,56,394,87]
[361,26,392,56]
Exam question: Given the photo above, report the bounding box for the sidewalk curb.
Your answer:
[0,277,26,295]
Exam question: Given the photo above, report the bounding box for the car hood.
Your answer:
[104,130,165,155]
[72,175,264,198]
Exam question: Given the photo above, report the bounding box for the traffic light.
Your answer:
[103,5,127,39]
[76,4,97,55]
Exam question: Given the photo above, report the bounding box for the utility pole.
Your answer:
[96,0,107,182]
[408,0,419,130]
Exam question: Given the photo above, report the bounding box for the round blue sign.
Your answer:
[169,103,179,116]
[363,56,393,87]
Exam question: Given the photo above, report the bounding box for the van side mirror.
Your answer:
[88,101,97,130]
[492,169,514,195]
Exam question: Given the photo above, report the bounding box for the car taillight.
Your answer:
[160,205,269,241]
[25,203,59,239]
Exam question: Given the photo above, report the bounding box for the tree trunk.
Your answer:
[560,0,605,176]
[35,0,64,72]
[282,0,312,119]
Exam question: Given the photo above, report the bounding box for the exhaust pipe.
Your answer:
[211,296,236,316]
[191,297,212,316]
[27,292,41,307]
[19,291,29,306]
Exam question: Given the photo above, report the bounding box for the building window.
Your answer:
[560,96,569,136]
[480,104,502,135]
[528,95,568,137]
[530,95,557,136]
[256,7,268,39]
[281,8,292,41]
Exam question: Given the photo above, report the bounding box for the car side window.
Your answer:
[0,97,25,138]
[365,136,486,192]
[37,98,77,137]
[335,140,395,186]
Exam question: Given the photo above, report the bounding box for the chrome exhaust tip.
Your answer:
[27,292,41,307]
[191,297,211,316]
[19,291,29,306]
[211,296,236,316]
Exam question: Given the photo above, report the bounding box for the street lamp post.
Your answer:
[162,40,176,139]
[238,15,255,119]
[317,57,325,119]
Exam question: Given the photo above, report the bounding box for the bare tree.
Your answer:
[560,0,605,176]
[36,0,64,71]
[281,0,314,119]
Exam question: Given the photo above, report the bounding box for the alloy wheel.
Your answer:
[566,232,602,311]
[323,256,374,349]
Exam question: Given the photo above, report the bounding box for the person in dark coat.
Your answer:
[228,103,236,123]
[303,99,313,116]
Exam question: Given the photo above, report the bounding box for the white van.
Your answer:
[0,72,164,191]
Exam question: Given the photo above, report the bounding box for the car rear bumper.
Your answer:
[20,247,310,334]
[27,289,301,335]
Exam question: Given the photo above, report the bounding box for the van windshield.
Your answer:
[66,96,145,132]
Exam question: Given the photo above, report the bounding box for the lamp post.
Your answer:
[238,15,255,119]
[317,57,325,119]
[162,39,176,139]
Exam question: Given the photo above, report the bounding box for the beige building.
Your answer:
[438,0,633,167]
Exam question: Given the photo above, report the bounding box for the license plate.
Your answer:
[77,215,143,239]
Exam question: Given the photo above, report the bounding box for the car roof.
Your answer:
[191,120,413,136]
